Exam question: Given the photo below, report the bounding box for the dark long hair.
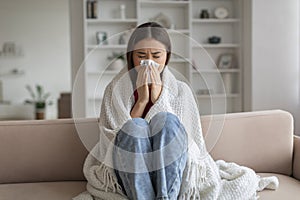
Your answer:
[126,22,171,71]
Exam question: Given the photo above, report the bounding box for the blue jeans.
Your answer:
[113,112,188,200]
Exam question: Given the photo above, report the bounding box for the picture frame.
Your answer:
[218,54,234,69]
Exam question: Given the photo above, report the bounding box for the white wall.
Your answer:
[69,0,85,118]
[0,0,71,119]
[251,0,300,134]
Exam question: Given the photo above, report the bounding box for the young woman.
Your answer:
[112,22,188,199]
[78,22,278,200]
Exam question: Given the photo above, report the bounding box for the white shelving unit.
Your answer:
[191,0,242,115]
[83,0,243,117]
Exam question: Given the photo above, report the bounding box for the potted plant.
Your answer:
[25,84,52,120]
[107,52,125,71]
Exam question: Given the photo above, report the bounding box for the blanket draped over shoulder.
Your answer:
[74,66,278,200]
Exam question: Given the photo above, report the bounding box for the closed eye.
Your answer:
[152,52,162,59]
[135,51,162,59]
[138,55,160,59]
[137,51,146,58]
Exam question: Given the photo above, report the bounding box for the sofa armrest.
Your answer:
[293,135,300,180]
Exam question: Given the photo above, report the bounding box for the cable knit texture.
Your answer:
[74,66,278,200]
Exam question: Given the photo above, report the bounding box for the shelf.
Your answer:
[193,44,240,48]
[0,54,24,59]
[140,1,189,7]
[0,70,25,78]
[192,18,240,23]
[195,0,232,1]
[86,18,138,24]
[197,93,240,99]
[86,45,127,50]
[168,29,190,34]
[87,70,121,75]
[192,69,240,73]
[170,58,190,63]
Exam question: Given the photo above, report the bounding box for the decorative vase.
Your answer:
[120,4,126,20]
[200,9,210,19]
[222,73,233,94]
[35,110,45,120]
[208,36,221,44]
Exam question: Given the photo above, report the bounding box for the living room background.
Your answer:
[0,0,299,135]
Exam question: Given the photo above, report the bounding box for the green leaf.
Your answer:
[25,84,51,104]
[35,101,46,109]
[36,84,43,101]
[25,85,36,100]
[107,51,125,61]
[42,92,50,101]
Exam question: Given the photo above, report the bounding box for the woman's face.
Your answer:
[132,38,167,73]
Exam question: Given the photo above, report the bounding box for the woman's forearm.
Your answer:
[130,100,147,118]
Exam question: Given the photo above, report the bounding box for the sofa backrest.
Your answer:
[0,110,294,184]
[201,109,293,176]
[0,118,99,184]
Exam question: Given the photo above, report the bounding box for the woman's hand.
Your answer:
[149,65,162,103]
[136,66,149,104]
[130,66,149,118]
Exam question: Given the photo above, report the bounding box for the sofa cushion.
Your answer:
[1,174,299,200]
[201,110,293,175]
[257,173,300,199]
[0,181,86,200]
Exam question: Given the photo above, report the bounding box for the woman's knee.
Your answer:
[151,112,179,122]
[150,112,186,136]
[152,112,181,125]
[115,119,151,153]
[118,118,149,139]
[150,112,187,153]
[122,118,148,130]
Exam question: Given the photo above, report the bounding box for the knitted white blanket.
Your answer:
[74,66,278,200]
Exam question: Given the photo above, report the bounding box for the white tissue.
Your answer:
[140,59,160,68]
[139,60,160,83]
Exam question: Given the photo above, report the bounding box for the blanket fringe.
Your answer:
[179,160,207,199]
[178,187,201,200]
[94,163,123,194]
[185,160,207,185]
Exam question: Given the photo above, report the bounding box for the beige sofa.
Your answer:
[0,110,299,200]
